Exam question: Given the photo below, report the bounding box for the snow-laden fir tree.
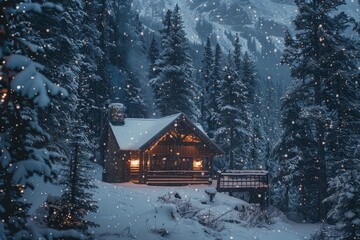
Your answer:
[0,1,84,239]
[150,4,199,121]
[207,43,223,138]
[148,35,160,81]
[321,7,360,237]
[215,52,250,169]
[242,52,257,107]
[103,0,148,118]
[28,0,100,234]
[200,36,213,131]
[281,2,327,220]
[123,73,147,118]
[240,51,265,170]
[281,0,360,223]
[272,82,319,221]
[134,13,146,53]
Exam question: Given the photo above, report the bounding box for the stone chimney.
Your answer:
[109,103,126,125]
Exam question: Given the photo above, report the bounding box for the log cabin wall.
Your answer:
[148,144,213,157]
[103,129,132,182]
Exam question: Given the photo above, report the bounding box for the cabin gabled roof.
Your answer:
[109,113,224,155]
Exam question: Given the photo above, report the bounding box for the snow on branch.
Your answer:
[5,54,68,108]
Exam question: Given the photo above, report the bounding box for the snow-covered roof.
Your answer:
[109,113,223,154]
[110,113,181,150]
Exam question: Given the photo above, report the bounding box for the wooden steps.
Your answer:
[146,170,211,185]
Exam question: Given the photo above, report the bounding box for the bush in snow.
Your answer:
[196,209,228,231]
[236,204,273,228]
[157,191,201,218]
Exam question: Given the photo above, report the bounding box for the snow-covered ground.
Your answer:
[26,164,319,240]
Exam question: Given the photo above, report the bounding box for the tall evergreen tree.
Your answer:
[0,1,80,238]
[148,35,160,81]
[280,0,360,225]
[150,4,199,120]
[29,0,100,233]
[123,74,147,118]
[215,53,249,169]
[200,36,213,131]
[242,51,257,106]
[208,43,223,137]
[133,13,146,53]
[281,1,328,220]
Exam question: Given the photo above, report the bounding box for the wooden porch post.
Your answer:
[209,156,214,178]
[144,152,148,183]
[139,150,144,183]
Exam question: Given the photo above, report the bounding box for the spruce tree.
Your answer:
[281,1,328,220]
[148,35,160,81]
[242,51,257,106]
[0,1,73,238]
[281,0,360,224]
[208,43,223,137]
[151,4,199,120]
[200,36,213,131]
[215,53,249,169]
[123,74,147,118]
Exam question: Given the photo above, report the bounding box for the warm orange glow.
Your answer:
[1,88,7,103]
[193,159,203,170]
[130,159,140,168]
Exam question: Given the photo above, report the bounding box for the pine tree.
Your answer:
[281,1,327,220]
[150,4,199,120]
[148,35,160,81]
[133,13,146,53]
[321,7,360,237]
[215,53,249,169]
[123,74,147,118]
[57,114,100,233]
[208,43,223,137]
[0,1,74,238]
[242,51,257,106]
[28,0,100,233]
[281,0,360,224]
[200,36,213,131]
[273,82,319,221]
[233,33,242,74]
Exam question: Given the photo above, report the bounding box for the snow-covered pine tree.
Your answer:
[232,34,251,167]
[123,74,147,118]
[233,33,242,74]
[200,36,213,131]
[134,13,146,53]
[272,80,319,221]
[280,0,348,219]
[148,35,160,82]
[242,52,257,107]
[240,51,265,170]
[150,4,199,121]
[320,6,360,237]
[247,117,266,170]
[56,106,99,233]
[28,0,100,234]
[215,52,249,169]
[0,1,83,238]
[208,43,223,138]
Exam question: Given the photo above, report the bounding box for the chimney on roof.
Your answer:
[109,103,125,125]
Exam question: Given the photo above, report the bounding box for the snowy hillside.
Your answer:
[134,0,359,52]
[26,163,319,240]
[134,0,360,79]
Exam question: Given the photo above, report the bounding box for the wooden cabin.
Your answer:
[102,103,224,185]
